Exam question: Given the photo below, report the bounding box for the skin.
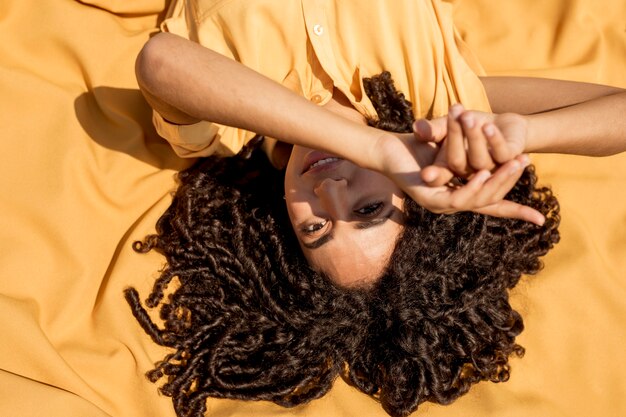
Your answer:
[135,33,545,226]
[283,99,405,287]
[282,95,529,286]
[135,32,626,285]
[285,151,405,287]
[419,78,626,186]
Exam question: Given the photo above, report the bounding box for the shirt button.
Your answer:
[311,94,323,104]
[313,24,324,36]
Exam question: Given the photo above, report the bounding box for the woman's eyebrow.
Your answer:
[354,208,395,230]
[302,233,334,249]
[303,211,393,249]
[354,215,390,230]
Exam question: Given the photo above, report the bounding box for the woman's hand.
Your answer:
[375,131,544,225]
[414,104,530,187]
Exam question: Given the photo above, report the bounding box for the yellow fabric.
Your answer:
[154,0,491,158]
[0,1,625,417]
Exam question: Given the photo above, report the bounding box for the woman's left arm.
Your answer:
[481,76,624,115]
[481,76,626,156]
[416,77,626,184]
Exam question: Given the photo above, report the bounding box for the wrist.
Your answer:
[368,131,402,174]
[524,114,542,154]
[368,131,438,176]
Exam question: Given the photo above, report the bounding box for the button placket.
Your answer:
[301,0,342,90]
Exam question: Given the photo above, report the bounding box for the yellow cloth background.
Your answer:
[0,1,624,417]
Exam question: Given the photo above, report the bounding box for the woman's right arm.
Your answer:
[137,33,542,224]
[136,32,387,169]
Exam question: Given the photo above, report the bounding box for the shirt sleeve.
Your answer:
[153,0,257,158]
[153,109,259,158]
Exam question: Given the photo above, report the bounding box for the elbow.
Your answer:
[135,33,177,96]
[135,33,203,125]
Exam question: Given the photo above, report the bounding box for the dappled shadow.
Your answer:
[74,86,191,171]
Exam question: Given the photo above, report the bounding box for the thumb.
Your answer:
[421,165,455,186]
[420,139,455,186]
[413,117,447,143]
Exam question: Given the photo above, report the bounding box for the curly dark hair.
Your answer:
[125,71,560,417]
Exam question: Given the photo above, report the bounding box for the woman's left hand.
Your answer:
[414,104,529,186]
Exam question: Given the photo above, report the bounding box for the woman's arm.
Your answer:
[524,91,626,156]
[136,32,384,169]
[480,76,624,115]
[416,78,626,184]
[481,76,626,156]
[137,33,542,223]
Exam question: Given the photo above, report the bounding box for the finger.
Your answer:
[418,169,490,214]
[408,160,544,225]
[473,200,545,225]
[432,157,526,212]
[447,104,469,175]
[470,155,528,207]
[483,122,514,163]
[442,169,492,211]
[409,180,545,225]
[472,155,544,225]
[461,112,495,171]
[490,154,530,201]
[421,140,456,186]
[413,117,447,143]
[421,165,456,186]
[408,168,481,214]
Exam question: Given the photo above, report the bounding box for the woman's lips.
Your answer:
[302,151,344,175]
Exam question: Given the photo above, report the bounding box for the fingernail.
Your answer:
[414,119,430,138]
[450,104,463,118]
[521,154,531,167]
[461,114,474,129]
[421,169,437,183]
[508,161,521,175]
[483,124,495,137]
[476,170,491,182]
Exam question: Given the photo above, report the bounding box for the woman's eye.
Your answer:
[355,202,383,216]
[303,220,328,234]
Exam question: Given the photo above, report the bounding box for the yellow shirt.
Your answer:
[154,0,491,159]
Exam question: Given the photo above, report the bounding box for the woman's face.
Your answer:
[284,148,404,287]
[283,102,405,287]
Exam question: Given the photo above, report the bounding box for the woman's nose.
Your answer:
[314,178,348,218]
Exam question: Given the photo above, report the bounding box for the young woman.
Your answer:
[126,72,561,417]
[135,0,625,286]
[126,0,626,416]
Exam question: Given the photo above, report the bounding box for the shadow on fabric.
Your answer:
[75,86,192,171]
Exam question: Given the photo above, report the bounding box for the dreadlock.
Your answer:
[126,71,559,417]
